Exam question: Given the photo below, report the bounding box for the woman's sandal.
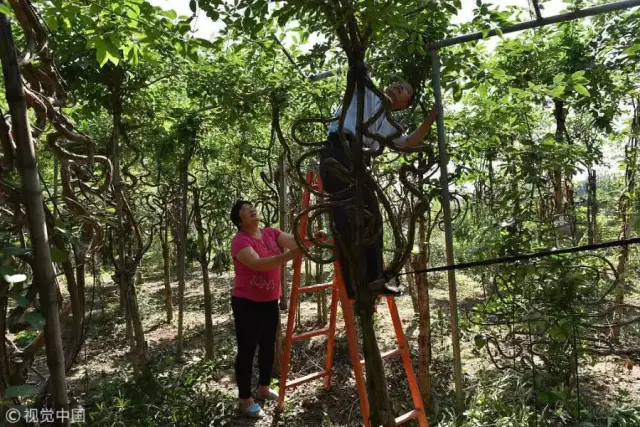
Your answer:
[238,402,263,418]
[255,388,278,401]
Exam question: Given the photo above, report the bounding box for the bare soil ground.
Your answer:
[23,266,640,427]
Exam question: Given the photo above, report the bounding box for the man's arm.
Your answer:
[236,245,300,271]
[397,108,438,149]
[278,230,329,250]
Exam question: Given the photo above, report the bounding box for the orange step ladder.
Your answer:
[278,169,429,427]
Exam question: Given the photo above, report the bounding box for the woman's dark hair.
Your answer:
[230,200,251,230]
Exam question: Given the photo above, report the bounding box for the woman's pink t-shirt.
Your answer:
[230,228,283,302]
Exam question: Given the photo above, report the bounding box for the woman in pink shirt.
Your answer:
[229,199,302,418]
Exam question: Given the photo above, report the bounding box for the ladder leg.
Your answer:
[323,283,339,389]
[337,266,371,427]
[277,256,303,412]
[387,297,429,427]
[278,171,313,411]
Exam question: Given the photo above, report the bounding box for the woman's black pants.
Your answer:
[319,132,384,299]
[231,297,279,399]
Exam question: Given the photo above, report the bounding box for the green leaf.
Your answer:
[0,3,14,17]
[162,9,178,20]
[550,85,565,98]
[44,15,58,31]
[443,3,457,14]
[96,39,109,67]
[549,325,566,340]
[208,10,220,21]
[105,40,121,66]
[50,247,68,263]
[189,0,197,13]
[622,44,640,55]
[542,134,555,146]
[11,294,30,309]
[4,384,38,398]
[538,391,558,405]
[571,70,585,80]
[474,335,485,350]
[553,73,565,84]
[492,68,506,78]
[574,84,590,97]
[26,312,46,329]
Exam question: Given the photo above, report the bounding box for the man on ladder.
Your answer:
[320,78,438,299]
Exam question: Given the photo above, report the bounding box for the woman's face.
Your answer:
[239,203,259,228]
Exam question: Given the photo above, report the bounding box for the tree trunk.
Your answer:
[587,170,598,244]
[614,106,639,341]
[415,216,432,410]
[1,277,12,420]
[176,136,192,358]
[0,13,69,423]
[358,301,395,427]
[278,153,288,311]
[120,285,134,351]
[160,213,173,323]
[274,153,286,374]
[193,187,214,359]
[112,67,147,369]
[63,255,85,371]
[412,254,432,411]
[552,100,566,217]
[406,255,419,314]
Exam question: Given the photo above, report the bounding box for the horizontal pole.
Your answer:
[430,0,640,49]
[292,327,330,342]
[394,409,420,425]
[360,348,402,365]
[287,370,328,388]
[298,283,334,293]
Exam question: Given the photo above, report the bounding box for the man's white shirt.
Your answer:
[327,85,407,151]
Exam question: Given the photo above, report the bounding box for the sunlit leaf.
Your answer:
[0,3,14,17]
[50,247,68,263]
[574,84,590,97]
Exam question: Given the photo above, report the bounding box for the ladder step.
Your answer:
[360,348,403,365]
[286,370,328,388]
[298,282,333,293]
[292,327,330,342]
[394,409,420,425]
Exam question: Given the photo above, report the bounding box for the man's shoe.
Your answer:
[369,275,401,297]
[379,282,401,297]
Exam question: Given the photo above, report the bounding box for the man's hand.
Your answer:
[425,107,438,125]
[399,107,439,149]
